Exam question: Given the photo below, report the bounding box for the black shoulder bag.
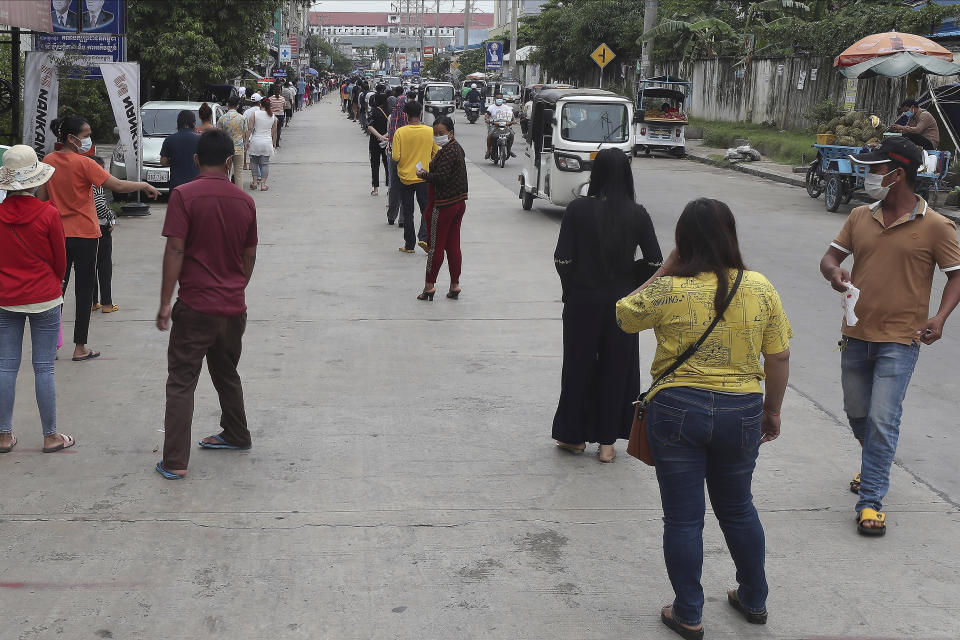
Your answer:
[627,269,744,465]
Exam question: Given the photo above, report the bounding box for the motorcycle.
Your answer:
[489,120,514,168]
[465,101,481,124]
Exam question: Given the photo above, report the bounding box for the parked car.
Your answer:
[110,101,226,195]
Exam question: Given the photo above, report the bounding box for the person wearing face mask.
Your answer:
[414,117,467,301]
[819,137,960,537]
[889,99,939,150]
[484,92,515,160]
[41,116,158,362]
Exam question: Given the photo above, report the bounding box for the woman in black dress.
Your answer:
[552,149,662,462]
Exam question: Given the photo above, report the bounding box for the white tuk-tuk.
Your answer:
[519,88,634,210]
[421,82,457,126]
[633,75,691,158]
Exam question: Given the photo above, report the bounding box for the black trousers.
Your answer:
[63,236,98,345]
[92,225,113,306]
[369,138,389,188]
[386,156,402,223]
[551,300,641,445]
[904,132,934,150]
[275,115,285,145]
[400,181,429,249]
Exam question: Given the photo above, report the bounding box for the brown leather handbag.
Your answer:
[627,269,743,465]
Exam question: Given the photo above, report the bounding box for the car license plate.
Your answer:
[590,152,598,160]
[146,169,167,182]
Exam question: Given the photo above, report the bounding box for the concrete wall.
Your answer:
[654,55,944,130]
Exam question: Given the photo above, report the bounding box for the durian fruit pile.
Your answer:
[818,111,886,148]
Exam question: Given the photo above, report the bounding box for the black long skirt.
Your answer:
[551,300,641,445]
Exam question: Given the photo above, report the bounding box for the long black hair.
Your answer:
[587,148,638,277]
[51,116,89,144]
[671,198,746,318]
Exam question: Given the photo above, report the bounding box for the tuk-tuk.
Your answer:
[421,82,457,126]
[486,80,522,115]
[460,74,488,103]
[519,88,634,210]
[633,76,691,158]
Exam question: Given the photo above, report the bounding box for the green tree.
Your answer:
[375,42,390,67]
[423,55,452,79]
[453,48,486,77]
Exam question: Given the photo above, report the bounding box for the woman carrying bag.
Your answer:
[551,149,662,462]
[616,198,792,639]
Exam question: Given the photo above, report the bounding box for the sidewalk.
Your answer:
[2,100,959,639]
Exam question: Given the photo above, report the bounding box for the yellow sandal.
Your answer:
[101,304,119,313]
[850,472,861,494]
[857,508,886,537]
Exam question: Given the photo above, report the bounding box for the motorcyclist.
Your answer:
[484,92,516,160]
[465,83,482,106]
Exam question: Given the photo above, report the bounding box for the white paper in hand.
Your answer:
[842,282,860,326]
[416,161,423,172]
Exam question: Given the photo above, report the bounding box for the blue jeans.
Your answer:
[647,386,767,626]
[0,306,60,436]
[840,337,919,513]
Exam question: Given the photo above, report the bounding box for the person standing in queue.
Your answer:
[194,102,216,134]
[367,91,391,197]
[160,110,200,190]
[155,130,258,480]
[244,95,277,192]
[41,116,158,362]
[217,95,249,187]
[616,198,792,638]
[268,86,286,147]
[414,116,467,301]
[392,99,438,254]
[552,149,662,462]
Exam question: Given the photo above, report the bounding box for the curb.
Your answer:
[686,152,807,189]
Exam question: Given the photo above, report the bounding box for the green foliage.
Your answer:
[128,0,286,100]
[693,117,814,165]
[375,42,390,65]
[307,34,352,73]
[803,98,845,126]
[454,48,486,77]
[527,0,645,82]
[423,56,452,79]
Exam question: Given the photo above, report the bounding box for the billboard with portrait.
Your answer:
[51,0,122,34]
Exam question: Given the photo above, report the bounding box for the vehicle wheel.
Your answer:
[632,149,639,158]
[825,176,843,212]
[672,147,686,159]
[645,147,651,157]
[499,151,506,168]
[521,186,534,210]
[806,164,824,198]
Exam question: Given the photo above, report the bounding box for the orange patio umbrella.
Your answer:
[834,31,954,68]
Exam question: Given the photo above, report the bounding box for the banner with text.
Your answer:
[100,62,141,184]
[22,51,60,157]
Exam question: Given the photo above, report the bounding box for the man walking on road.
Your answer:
[819,137,960,535]
[392,100,437,253]
[217,95,248,187]
[155,130,258,480]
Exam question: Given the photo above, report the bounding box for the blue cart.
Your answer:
[806,143,951,211]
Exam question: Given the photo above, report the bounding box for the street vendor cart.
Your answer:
[633,75,691,158]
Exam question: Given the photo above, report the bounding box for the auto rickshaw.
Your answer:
[421,82,458,126]
[519,88,634,211]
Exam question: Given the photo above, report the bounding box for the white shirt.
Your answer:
[487,104,513,121]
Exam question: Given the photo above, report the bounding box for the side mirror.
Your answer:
[633,109,644,123]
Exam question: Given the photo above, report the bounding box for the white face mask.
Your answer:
[864,169,897,201]
[434,134,449,146]
[71,135,92,153]
[495,98,504,106]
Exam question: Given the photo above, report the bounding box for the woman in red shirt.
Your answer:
[0,145,74,453]
[41,116,158,361]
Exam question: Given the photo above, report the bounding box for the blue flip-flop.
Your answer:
[198,434,251,450]
[155,463,185,480]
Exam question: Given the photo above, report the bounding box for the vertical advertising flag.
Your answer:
[99,62,141,184]
[485,41,503,71]
[22,51,60,157]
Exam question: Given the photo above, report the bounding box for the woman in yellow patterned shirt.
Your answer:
[616,198,792,638]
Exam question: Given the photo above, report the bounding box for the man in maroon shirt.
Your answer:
[155,129,258,480]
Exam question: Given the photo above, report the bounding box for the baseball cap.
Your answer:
[849,136,924,171]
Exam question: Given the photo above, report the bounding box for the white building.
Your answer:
[489,0,545,38]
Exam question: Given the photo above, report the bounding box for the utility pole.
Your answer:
[435,0,440,55]
[463,0,470,53]
[419,0,425,67]
[510,0,519,79]
[641,0,657,78]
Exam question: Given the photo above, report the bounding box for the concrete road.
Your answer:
[2,99,959,639]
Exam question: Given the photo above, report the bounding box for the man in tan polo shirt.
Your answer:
[890,99,940,150]
[819,137,960,537]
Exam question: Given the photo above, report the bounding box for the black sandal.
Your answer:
[727,590,768,624]
[660,607,704,640]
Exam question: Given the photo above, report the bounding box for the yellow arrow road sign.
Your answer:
[591,43,615,69]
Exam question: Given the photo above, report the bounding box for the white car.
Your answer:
[110,101,225,194]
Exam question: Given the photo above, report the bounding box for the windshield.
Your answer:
[425,85,455,102]
[559,103,629,143]
[383,77,400,86]
[142,109,198,136]
[501,83,520,97]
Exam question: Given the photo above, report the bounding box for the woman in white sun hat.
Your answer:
[0,145,76,454]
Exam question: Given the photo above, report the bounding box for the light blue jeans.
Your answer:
[841,337,920,513]
[0,306,60,436]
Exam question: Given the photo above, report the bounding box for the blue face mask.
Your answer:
[903,110,913,119]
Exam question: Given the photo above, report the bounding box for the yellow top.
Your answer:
[392,124,438,185]
[615,270,793,400]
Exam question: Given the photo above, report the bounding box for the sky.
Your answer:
[311,0,495,13]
